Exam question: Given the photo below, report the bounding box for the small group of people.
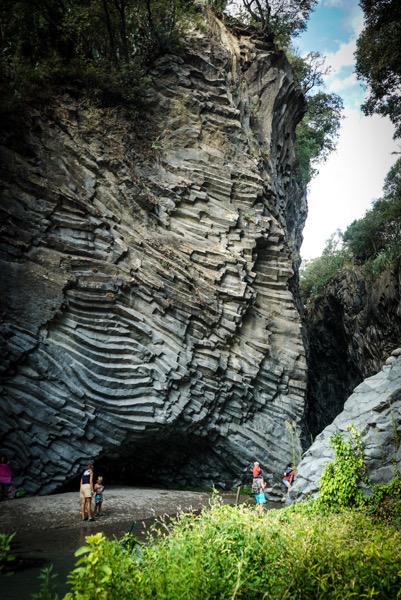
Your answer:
[79,463,105,522]
[251,461,296,512]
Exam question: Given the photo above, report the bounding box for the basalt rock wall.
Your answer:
[295,357,401,499]
[0,15,308,494]
[305,263,401,439]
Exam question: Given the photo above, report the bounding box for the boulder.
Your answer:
[295,358,401,499]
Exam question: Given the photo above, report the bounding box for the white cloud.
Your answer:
[322,0,343,8]
[328,72,358,93]
[298,0,398,260]
[301,110,399,259]
[325,39,357,76]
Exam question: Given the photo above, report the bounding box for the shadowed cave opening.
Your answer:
[56,434,243,494]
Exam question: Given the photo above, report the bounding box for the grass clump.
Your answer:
[61,494,401,599]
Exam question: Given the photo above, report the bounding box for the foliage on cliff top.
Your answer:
[355,0,401,140]
[343,158,401,264]
[300,158,401,303]
[0,0,194,111]
[300,0,401,304]
[300,230,351,302]
[232,0,318,47]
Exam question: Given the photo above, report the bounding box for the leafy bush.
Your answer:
[317,425,368,511]
[294,91,343,185]
[301,158,401,300]
[367,476,401,527]
[300,231,351,302]
[355,0,401,139]
[366,241,401,276]
[0,532,15,574]
[59,491,401,599]
[343,158,401,264]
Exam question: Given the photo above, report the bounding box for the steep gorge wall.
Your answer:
[0,16,308,494]
[305,263,401,439]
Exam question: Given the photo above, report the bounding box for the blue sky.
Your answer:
[297,0,400,259]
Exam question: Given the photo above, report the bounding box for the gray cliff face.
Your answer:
[0,17,308,494]
[295,357,401,499]
[305,264,401,439]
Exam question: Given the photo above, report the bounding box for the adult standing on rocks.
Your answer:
[80,463,95,522]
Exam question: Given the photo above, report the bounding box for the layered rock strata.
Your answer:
[0,15,307,494]
[295,357,401,499]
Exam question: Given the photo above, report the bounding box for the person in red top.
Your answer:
[0,456,12,500]
[283,465,296,492]
[252,461,262,478]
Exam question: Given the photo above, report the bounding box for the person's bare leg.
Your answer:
[86,497,93,519]
[80,497,86,520]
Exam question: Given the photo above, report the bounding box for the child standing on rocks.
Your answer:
[94,475,105,518]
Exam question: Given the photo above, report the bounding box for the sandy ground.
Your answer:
[0,485,245,534]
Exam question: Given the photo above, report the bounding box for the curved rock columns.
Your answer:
[0,15,307,493]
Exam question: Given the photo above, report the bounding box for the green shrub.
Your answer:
[0,532,15,574]
[300,231,351,302]
[365,241,401,277]
[61,494,401,599]
[317,425,369,511]
[0,0,193,113]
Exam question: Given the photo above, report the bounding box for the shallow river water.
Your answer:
[2,500,279,599]
[3,517,152,599]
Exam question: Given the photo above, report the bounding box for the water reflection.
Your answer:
[4,518,149,600]
[4,501,279,600]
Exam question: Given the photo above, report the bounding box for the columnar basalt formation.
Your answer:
[305,264,401,439]
[295,357,401,499]
[0,16,308,494]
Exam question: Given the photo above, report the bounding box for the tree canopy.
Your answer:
[294,89,343,185]
[355,0,401,139]
[0,0,193,108]
[287,49,343,185]
[239,0,318,46]
[0,0,342,191]
[301,158,401,303]
[343,158,401,263]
